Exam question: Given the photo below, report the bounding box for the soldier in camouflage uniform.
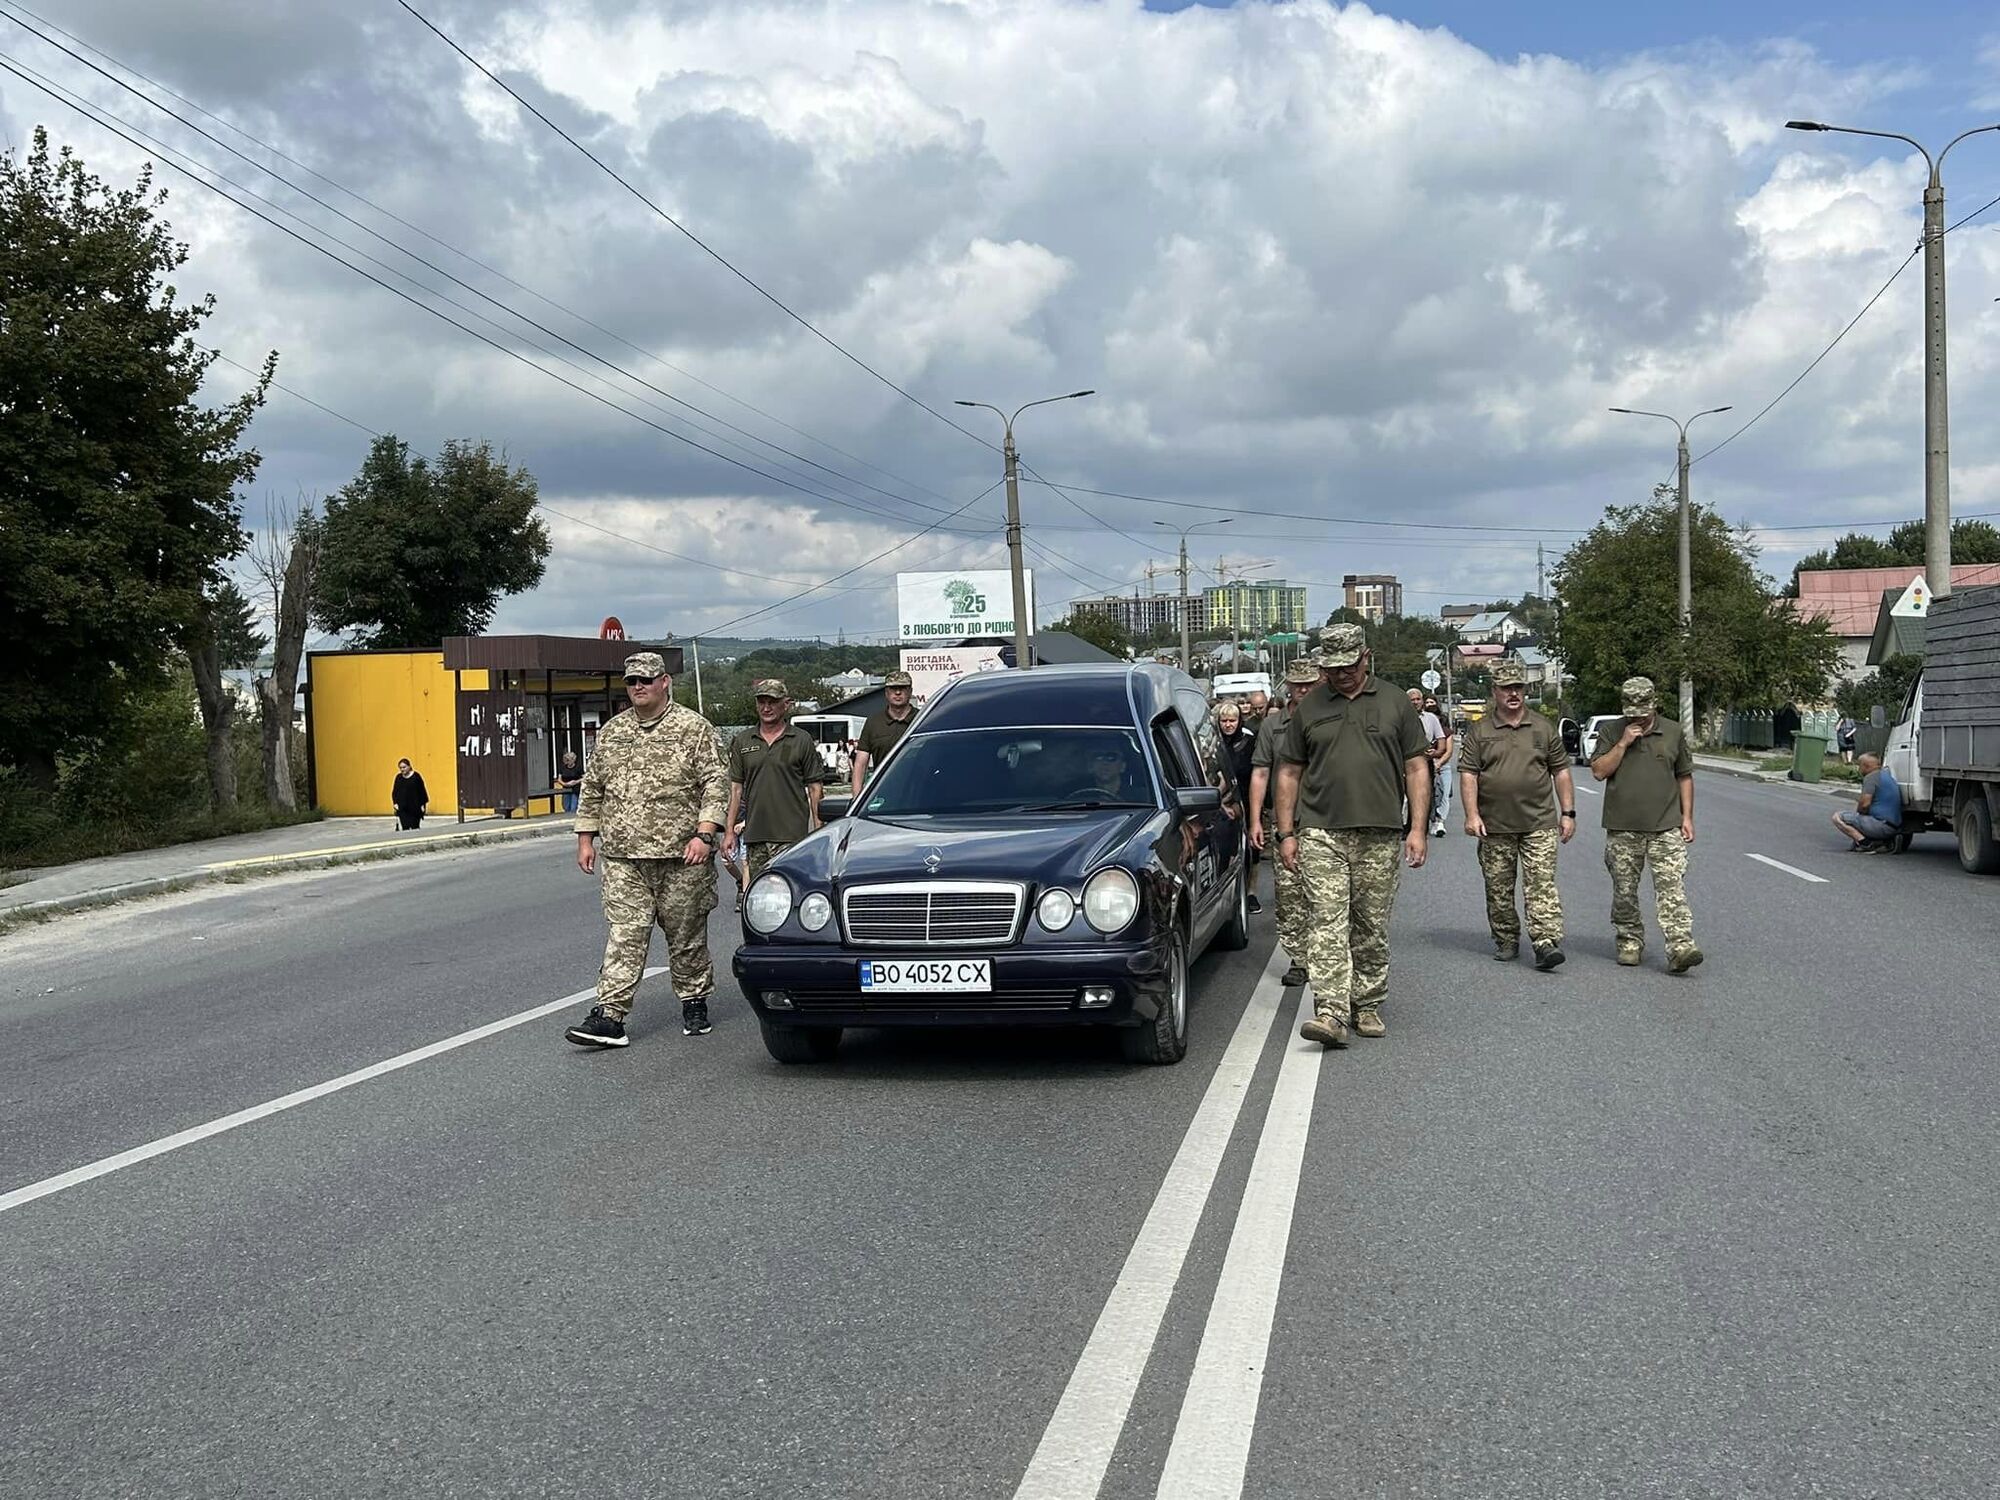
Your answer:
[564,650,730,1048]
[1275,624,1432,1047]
[1589,675,1701,974]
[1459,658,1576,970]
[1250,657,1324,986]
[723,678,829,887]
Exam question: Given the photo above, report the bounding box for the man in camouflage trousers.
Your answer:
[1589,675,1701,974]
[1275,624,1432,1047]
[564,650,730,1048]
[1250,657,1323,987]
[1459,658,1576,970]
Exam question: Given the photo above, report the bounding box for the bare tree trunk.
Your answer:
[251,496,320,812]
[188,632,239,811]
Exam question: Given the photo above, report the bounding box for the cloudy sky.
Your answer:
[8,0,2000,642]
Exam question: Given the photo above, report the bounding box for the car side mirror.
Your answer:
[1172,785,1222,814]
[818,795,850,822]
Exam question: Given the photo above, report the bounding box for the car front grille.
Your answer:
[842,881,1025,946]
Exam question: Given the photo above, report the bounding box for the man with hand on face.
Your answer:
[1590,675,1700,974]
[565,650,729,1049]
[852,670,917,797]
[723,680,828,889]
[1251,657,1324,987]
[1460,658,1575,970]
[1275,624,1432,1048]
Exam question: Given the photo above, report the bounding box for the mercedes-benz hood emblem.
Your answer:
[922,846,944,874]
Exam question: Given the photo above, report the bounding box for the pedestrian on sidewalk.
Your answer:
[1832,752,1903,852]
[390,759,428,830]
[722,680,829,888]
[554,751,583,814]
[1836,714,1859,765]
[1460,659,1575,970]
[1589,676,1701,975]
[1276,625,1431,1048]
[564,650,729,1049]
[1251,657,1323,984]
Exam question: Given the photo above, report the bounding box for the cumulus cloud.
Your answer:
[5,0,1999,637]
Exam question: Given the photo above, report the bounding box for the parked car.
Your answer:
[1578,714,1622,765]
[731,663,1251,1065]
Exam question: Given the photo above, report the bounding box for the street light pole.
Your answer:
[1609,405,1732,734]
[1787,119,2000,600]
[1154,519,1232,672]
[954,391,1095,668]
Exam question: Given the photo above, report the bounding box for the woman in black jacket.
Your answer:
[1215,702,1257,806]
[391,758,429,830]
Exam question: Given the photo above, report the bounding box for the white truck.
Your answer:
[1882,587,2000,873]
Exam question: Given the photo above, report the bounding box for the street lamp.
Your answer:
[1786,118,2000,599]
[1609,405,1732,733]
[953,391,1095,669]
[1153,518,1232,671]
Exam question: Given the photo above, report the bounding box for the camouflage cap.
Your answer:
[883,670,914,688]
[752,678,789,699]
[1318,621,1366,668]
[1284,658,1322,685]
[623,650,667,678]
[1620,675,1657,713]
[1491,658,1527,687]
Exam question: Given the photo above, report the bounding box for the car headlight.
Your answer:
[798,892,833,932]
[1037,888,1076,932]
[745,873,793,935]
[1081,867,1140,935]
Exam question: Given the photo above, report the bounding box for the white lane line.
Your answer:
[0,971,660,1216]
[1011,948,1289,1500]
[1153,989,1325,1499]
[1573,785,1599,796]
[1745,852,1829,884]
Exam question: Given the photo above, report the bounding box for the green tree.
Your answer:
[1836,653,1920,724]
[1049,610,1132,658]
[1783,517,2000,595]
[1552,491,1841,720]
[186,577,266,810]
[0,129,271,785]
[313,435,550,647]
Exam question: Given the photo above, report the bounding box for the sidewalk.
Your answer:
[0,811,575,926]
[1693,752,1852,793]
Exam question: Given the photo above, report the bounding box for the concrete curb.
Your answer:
[0,819,573,929]
[1694,757,1855,796]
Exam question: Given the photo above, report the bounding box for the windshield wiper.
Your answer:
[1019,798,1152,811]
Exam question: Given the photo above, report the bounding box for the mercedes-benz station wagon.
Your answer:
[730,663,1250,1064]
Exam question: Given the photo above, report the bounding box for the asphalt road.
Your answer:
[2,772,1994,1499]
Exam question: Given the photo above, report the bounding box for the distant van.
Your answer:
[1210,672,1274,703]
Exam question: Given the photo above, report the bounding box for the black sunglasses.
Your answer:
[624,674,658,686]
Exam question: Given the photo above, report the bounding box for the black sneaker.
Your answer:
[1246,893,1263,913]
[565,1005,629,1049]
[1281,964,1308,987]
[1533,944,1566,971]
[682,999,713,1036]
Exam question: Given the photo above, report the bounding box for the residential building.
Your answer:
[1343,574,1403,622]
[1793,563,2000,681]
[1440,603,1482,625]
[1072,591,1211,639]
[1205,578,1309,635]
[1454,609,1530,646]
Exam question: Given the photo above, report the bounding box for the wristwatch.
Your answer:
[1560,810,1576,820]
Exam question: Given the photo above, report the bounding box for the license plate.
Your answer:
[858,958,992,993]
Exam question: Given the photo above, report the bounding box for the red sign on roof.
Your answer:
[599,617,626,641]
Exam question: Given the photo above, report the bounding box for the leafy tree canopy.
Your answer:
[1837,653,1920,724]
[1552,492,1842,716]
[0,129,270,779]
[1049,610,1132,658]
[313,435,550,647]
[1783,518,2000,595]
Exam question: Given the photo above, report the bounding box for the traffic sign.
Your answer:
[1421,669,1442,690]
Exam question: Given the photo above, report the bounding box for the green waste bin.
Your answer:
[1791,732,1829,783]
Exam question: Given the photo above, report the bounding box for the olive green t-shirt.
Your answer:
[1277,678,1430,831]
[1459,712,1567,835]
[1250,707,1289,811]
[855,706,916,768]
[1598,715,1692,832]
[727,723,828,844]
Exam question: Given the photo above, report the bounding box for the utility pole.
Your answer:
[1611,405,1732,735]
[1155,519,1232,675]
[954,392,1096,669]
[690,637,704,719]
[1536,542,1545,600]
[1788,119,2000,599]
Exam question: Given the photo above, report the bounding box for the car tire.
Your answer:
[1120,929,1189,1065]
[1954,792,2000,875]
[760,1019,842,1063]
[1216,848,1251,951]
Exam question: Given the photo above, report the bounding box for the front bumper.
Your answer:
[731,939,1172,1029]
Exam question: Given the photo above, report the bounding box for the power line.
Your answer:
[393,0,997,455]
[1012,477,1584,535]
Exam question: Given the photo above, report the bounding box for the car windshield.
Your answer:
[858,727,1154,816]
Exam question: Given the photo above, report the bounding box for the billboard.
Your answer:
[896,569,1034,642]
[899,646,1008,701]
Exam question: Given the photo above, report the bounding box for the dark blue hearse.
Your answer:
[731,663,1249,1064]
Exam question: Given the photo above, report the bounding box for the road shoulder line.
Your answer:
[1745,852,1830,884]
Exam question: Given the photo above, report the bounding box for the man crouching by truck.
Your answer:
[1833,753,1903,853]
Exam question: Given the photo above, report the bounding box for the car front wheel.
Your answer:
[1120,930,1189,1065]
[760,1019,842,1063]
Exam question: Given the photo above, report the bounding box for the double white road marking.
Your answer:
[1014,950,1324,1500]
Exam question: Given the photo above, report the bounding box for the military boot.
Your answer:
[1299,1007,1348,1048]
[1493,941,1519,962]
[1615,945,1642,967]
[1280,963,1309,988]
[1667,946,1704,975]
[1352,1007,1386,1038]
[1533,944,1565,971]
